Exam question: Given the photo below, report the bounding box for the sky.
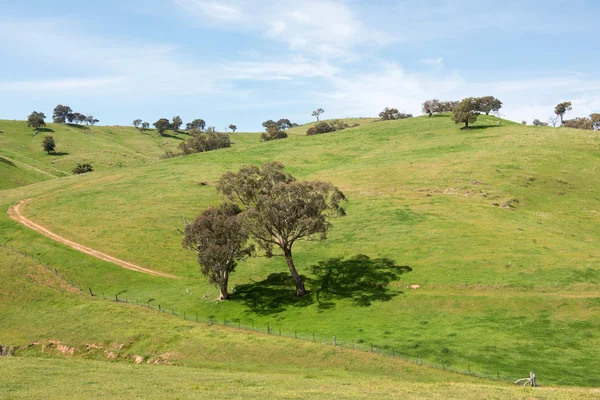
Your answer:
[1,0,600,131]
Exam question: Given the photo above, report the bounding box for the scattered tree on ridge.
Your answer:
[562,114,600,130]
[217,162,346,297]
[306,120,351,135]
[86,115,99,126]
[229,124,237,133]
[172,116,183,132]
[533,119,548,126]
[311,108,325,121]
[554,101,572,124]
[179,129,231,154]
[42,136,56,154]
[153,118,171,136]
[379,107,413,120]
[182,203,253,300]
[451,97,480,129]
[477,96,503,115]
[133,119,142,129]
[53,105,72,123]
[276,118,293,130]
[422,99,441,117]
[548,116,560,127]
[186,119,206,131]
[27,111,46,133]
[260,125,288,141]
[140,122,150,133]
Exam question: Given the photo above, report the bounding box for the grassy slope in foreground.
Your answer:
[2,115,600,386]
[0,120,190,190]
[4,247,593,399]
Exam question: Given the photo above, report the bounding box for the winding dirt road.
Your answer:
[8,199,177,279]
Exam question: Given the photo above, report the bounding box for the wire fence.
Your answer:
[2,242,513,384]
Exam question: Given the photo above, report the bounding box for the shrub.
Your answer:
[261,127,288,141]
[379,107,413,120]
[72,162,94,174]
[179,129,231,154]
[306,120,350,136]
[532,119,548,126]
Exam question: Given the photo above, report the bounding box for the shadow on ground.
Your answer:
[233,255,411,314]
[0,156,16,167]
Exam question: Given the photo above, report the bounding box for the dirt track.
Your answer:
[7,199,177,279]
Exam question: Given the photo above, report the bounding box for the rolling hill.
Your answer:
[1,114,599,395]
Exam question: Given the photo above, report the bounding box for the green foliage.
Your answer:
[260,125,288,141]
[132,119,142,129]
[186,119,206,131]
[477,96,503,115]
[41,135,56,154]
[72,162,94,174]
[27,112,46,132]
[306,120,350,135]
[182,203,252,299]
[379,107,413,120]
[171,116,183,132]
[451,97,480,129]
[532,119,548,126]
[229,124,237,133]
[217,162,346,297]
[153,118,170,136]
[178,129,231,154]
[422,99,458,116]
[52,105,72,124]
[311,108,325,121]
[554,101,572,123]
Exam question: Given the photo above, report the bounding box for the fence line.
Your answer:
[1,242,508,383]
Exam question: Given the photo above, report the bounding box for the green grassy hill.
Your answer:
[1,246,597,399]
[0,120,190,190]
[1,114,599,392]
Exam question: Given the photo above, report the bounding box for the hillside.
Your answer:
[1,114,600,389]
[0,120,190,190]
[1,246,597,399]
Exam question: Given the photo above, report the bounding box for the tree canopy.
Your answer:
[42,135,56,154]
[379,107,412,120]
[217,162,346,297]
[52,105,72,124]
[554,101,572,123]
[182,203,253,300]
[229,124,237,133]
[172,116,183,132]
[451,97,480,129]
[311,108,325,121]
[153,118,171,136]
[27,111,46,132]
[186,119,206,131]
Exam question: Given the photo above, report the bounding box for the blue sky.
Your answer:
[1,0,599,131]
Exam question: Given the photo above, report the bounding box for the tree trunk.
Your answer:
[464,120,469,129]
[283,247,306,297]
[218,271,230,300]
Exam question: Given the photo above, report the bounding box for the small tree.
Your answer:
[229,124,237,133]
[53,104,72,124]
[186,119,206,131]
[261,126,288,141]
[277,118,293,130]
[182,203,253,300]
[86,115,99,126]
[140,122,150,133]
[379,107,412,120]
[217,162,346,297]
[477,96,503,115]
[451,97,480,129]
[172,116,183,132]
[42,136,56,154]
[548,116,559,127]
[27,111,46,133]
[153,118,171,136]
[533,119,548,126]
[422,99,440,117]
[554,101,572,124]
[133,119,142,129]
[311,108,324,121]
[72,162,94,174]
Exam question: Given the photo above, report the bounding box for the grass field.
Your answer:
[1,114,599,390]
[1,247,598,399]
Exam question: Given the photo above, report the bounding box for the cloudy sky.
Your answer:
[1,0,599,130]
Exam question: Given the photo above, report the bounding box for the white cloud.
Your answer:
[420,57,444,67]
[173,0,245,22]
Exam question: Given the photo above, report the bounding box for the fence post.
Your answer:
[333,336,336,346]
[126,296,128,303]
[196,313,198,323]
[392,348,395,357]
[352,340,354,349]
[159,304,161,312]
[295,330,297,339]
[312,333,315,342]
[468,365,471,376]
[115,294,118,302]
[171,308,174,315]
[279,328,281,336]
[267,325,270,334]
[183,311,186,320]
[238,320,241,329]
[497,371,500,380]
[371,343,373,352]
[88,288,93,296]
[419,354,422,366]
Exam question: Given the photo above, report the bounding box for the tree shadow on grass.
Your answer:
[160,132,185,140]
[67,124,90,130]
[0,156,16,167]
[464,124,502,130]
[50,152,69,156]
[234,272,314,315]
[37,127,55,133]
[311,255,412,309]
[233,254,411,315]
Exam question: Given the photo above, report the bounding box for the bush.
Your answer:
[532,119,548,126]
[379,107,413,120]
[72,162,94,174]
[260,128,288,141]
[306,120,350,136]
[179,129,231,154]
